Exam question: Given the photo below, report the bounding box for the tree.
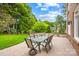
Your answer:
[0,4,16,33]
[32,22,49,33]
[43,20,55,32]
[56,15,66,34]
[0,3,37,34]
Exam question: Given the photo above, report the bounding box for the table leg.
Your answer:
[38,42,41,52]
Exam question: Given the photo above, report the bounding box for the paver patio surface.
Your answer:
[0,36,77,56]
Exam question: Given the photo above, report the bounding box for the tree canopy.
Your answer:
[0,3,37,34]
[55,15,66,34]
[32,22,49,33]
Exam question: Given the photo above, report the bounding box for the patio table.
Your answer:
[28,34,50,52]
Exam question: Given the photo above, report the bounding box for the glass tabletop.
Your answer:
[28,34,49,43]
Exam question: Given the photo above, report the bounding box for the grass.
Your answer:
[0,34,28,50]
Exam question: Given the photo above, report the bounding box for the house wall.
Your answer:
[67,3,79,44]
[67,12,74,36]
[66,4,79,54]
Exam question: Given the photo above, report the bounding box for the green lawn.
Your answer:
[0,34,28,50]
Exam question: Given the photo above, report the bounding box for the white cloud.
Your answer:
[35,3,62,21]
[36,3,60,9]
[37,3,42,6]
[49,11,61,15]
[36,3,42,8]
[35,3,60,11]
[45,3,60,8]
[39,11,62,22]
[41,8,48,11]
[39,11,61,18]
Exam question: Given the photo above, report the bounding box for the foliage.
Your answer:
[19,13,37,33]
[0,11,15,33]
[56,15,66,34]
[0,3,37,34]
[43,20,55,32]
[32,22,49,33]
[43,20,54,27]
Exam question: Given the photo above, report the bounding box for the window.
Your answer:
[74,13,79,42]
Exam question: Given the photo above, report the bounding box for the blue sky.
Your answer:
[28,3,64,22]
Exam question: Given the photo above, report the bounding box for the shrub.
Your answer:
[32,22,49,33]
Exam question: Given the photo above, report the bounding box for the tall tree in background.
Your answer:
[0,3,37,34]
[0,4,16,33]
[56,15,66,34]
[43,20,55,32]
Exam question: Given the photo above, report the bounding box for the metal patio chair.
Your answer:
[41,35,54,53]
[24,38,38,56]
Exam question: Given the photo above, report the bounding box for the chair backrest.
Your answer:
[25,38,33,48]
[29,32,36,38]
[50,35,54,39]
[47,35,54,43]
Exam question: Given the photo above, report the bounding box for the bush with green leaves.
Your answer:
[32,22,49,33]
